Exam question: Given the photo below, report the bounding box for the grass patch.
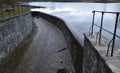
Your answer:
[0,6,28,19]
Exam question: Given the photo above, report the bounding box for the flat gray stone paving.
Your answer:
[13,17,74,73]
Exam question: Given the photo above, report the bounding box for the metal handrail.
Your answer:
[93,10,120,14]
[89,10,120,56]
[106,38,113,56]
[94,23,120,39]
[96,31,100,44]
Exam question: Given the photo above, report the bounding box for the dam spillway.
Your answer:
[12,17,74,73]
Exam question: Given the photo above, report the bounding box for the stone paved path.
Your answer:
[13,17,74,73]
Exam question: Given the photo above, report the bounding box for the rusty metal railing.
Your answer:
[89,10,120,56]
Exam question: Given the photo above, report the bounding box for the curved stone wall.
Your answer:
[32,11,83,73]
[31,11,119,73]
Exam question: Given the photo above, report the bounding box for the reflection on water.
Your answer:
[30,2,120,47]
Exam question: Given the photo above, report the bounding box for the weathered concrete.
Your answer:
[32,12,83,73]
[83,32,120,73]
[10,17,75,73]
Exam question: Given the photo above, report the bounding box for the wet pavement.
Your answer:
[13,17,74,73]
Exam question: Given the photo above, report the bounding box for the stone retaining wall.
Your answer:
[0,12,32,60]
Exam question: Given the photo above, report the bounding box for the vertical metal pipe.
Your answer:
[111,13,119,56]
[91,11,95,36]
[106,39,113,56]
[99,12,104,44]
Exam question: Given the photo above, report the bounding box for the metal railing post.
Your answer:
[91,11,95,36]
[99,12,104,44]
[90,10,120,56]
[111,13,119,56]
